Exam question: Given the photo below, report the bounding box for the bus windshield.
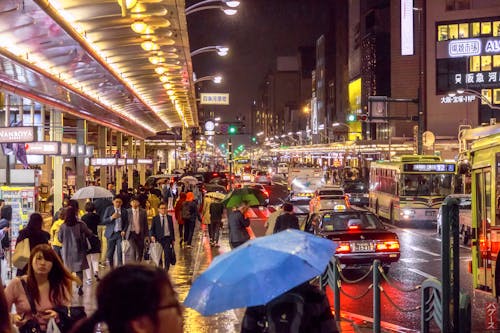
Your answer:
[401,174,454,196]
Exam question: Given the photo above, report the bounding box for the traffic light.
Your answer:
[357,114,368,122]
[347,114,356,122]
[228,124,237,135]
[251,136,257,143]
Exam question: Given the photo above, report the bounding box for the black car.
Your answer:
[304,208,400,273]
[342,180,369,206]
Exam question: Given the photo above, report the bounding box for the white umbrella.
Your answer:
[180,176,198,185]
[121,239,133,264]
[71,186,114,200]
[149,242,164,267]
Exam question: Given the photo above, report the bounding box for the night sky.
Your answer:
[187,0,334,125]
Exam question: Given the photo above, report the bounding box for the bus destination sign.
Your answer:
[403,163,455,172]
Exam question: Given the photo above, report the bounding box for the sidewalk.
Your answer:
[170,222,387,332]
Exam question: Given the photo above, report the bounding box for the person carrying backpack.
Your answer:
[181,192,200,249]
[241,281,338,333]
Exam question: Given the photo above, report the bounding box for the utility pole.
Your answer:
[415,6,425,155]
[228,136,233,189]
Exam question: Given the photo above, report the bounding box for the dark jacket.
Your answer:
[241,283,338,333]
[102,206,129,239]
[273,213,300,233]
[16,228,50,251]
[149,214,175,242]
[210,202,225,221]
[81,212,100,235]
[228,210,250,244]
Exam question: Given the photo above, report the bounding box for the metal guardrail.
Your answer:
[320,257,471,333]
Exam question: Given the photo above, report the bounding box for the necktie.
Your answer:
[161,216,165,233]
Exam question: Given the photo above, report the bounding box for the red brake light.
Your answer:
[348,225,360,230]
[376,241,400,251]
[336,242,351,253]
[213,173,218,176]
[263,190,269,197]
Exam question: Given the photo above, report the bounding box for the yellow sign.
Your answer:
[347,78,362,141]
[200,93,230,105]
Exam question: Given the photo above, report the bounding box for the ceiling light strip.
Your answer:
[36,0,172,129]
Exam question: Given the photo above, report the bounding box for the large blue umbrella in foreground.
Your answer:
[184,229,336,316]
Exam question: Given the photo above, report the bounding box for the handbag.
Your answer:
[86,234,101,254]
[170,244,176,265]
[13,238,30,269]
[20,280,42,333]
[46,317,61,333]
[52,306,87,333]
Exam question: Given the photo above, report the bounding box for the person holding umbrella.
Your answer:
[228,201,251,249]
[150,202,175,271]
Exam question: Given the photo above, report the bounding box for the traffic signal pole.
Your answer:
[228,136,233,189]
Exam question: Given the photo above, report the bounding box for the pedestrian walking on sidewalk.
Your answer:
[209,197,225,247]
[201,195,213,241]
[181,192,200,248]
[71,264,183,333]
[81,202,101,284]
[126,197,149,262]
[59,206,93,296]
[228,201,251,249]
[174,192,187,245]
[150,203,175,271]
[15,213,50,276]
[5,244,79,332]
[102,197,128,268]
[264,205,283,236]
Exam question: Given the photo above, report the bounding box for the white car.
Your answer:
[253,171,272,185]
[436,194,471,245]
[309,186,349,213]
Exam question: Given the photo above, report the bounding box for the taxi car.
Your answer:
[304,208,400,273]
[309,186,349,213]
[342,180,369,206]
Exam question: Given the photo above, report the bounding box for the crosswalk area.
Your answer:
[245,205,311,219]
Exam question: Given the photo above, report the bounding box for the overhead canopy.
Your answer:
[0,0,197,139]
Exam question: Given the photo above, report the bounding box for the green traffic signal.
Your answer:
[347,114,356,122]
[251,136,256,142]
[228,125,237,135]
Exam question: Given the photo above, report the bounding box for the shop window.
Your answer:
[482,56,492,71]
[482,22,492,35]
[445,0,471,10]
[459,23,469,38]
[448,24,459,39]
[472,22,480,37]
[494,21,500,37]
[494,89,500,105]
[470,56,481,72]
[494,55,500,68]
[438,25,448,41]
[481,89,492,105]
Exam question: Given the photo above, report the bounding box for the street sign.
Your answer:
[486,303,498,330]
[0,126,35,143]
[25,142,60,155]
[200,93,230,105]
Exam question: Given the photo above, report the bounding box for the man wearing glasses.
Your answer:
[150,203,175,271]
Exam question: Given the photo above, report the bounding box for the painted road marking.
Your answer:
[408,268,437,280]
[339,310,418,333]
[400,258,429,264]
[413,246,440,257]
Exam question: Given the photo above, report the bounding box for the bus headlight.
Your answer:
[401,209,415,218]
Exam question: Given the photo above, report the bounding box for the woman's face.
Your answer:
[32,252,53,275]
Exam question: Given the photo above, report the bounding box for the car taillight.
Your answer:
[376,240,400,251]
[263,190,269,197]
[348,225,360,230]
[336,242,351,253]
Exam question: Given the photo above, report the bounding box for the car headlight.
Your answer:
[402,209,415,216]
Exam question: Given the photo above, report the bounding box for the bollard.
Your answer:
[373,259,381,333]
[333,260,341,321]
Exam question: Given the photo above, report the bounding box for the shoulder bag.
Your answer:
[52,305,87,333]
[19,279,42,333]
[13,238,30,269]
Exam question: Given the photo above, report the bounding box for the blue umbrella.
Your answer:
[184,229,337,316]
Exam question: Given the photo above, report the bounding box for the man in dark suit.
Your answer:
[103,197,128,268]
[126,196,149,262]
[150,202,175,271]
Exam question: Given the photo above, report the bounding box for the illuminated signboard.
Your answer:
[200,93,230,105]
[136,158,153,164]
[25,142,60,155]
[403,163,456,172]
[117,159,126,166]
[400,0,414,56]
[126,158,135,165]
[0,127,35,143]
[90,158,117,166]
[448,39,481,57]
[60,143,70,156]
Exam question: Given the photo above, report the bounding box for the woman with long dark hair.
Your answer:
[71,264,183,333]
[15,213,50,276]
[0,283,12,333]
[5,244,78,332]
[58,207,93,296]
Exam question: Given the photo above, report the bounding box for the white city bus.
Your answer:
[369,155,456,224]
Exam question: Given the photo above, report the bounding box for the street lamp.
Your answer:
[186,0,240,16]
[194,75,223,84]
[449,88,500,125]
[191,45,229,57]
